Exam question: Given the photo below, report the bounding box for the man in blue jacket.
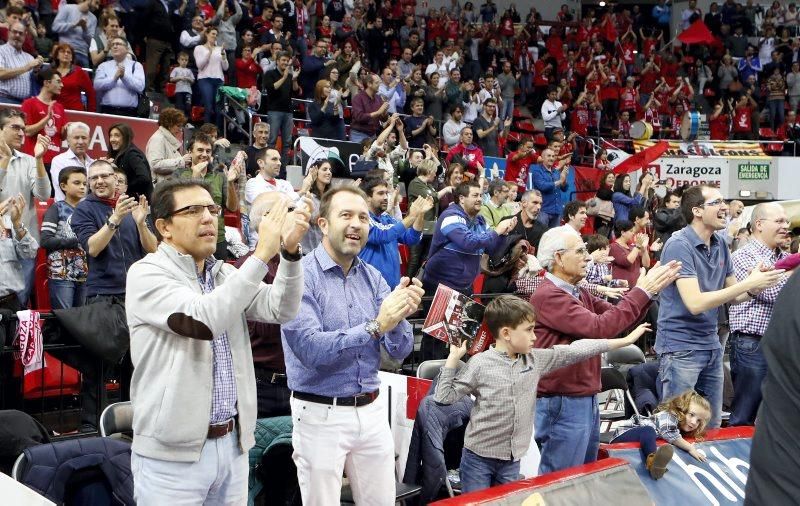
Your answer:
[68,159,157,431]
[530,148,568,228]
[358,177,432,289]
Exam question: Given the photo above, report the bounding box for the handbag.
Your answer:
[586,197,615,220]
[53,297,130,363]
[132,62,150,118]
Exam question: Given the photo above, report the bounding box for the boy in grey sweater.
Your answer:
[435,295,650,493]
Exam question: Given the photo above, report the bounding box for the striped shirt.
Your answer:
[436,339,610,460]
[0,44,34,100]
[729,238,789,336]
[197,259,238,424]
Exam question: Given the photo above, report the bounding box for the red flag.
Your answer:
[613,141,670,175]
[678,20,716,45]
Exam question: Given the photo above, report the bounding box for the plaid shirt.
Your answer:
[613,411,681,443]
[0,44,34,100]
[198,259,238,424]
[585,261,611,285]
[729,238,789,336]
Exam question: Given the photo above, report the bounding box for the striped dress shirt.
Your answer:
[0,44,34,100]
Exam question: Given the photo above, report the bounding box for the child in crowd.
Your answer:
[40,167,88,309]
[585,233,613,285]
[610,390,712,480]
[170,52,195,117]
[435,295,651,493]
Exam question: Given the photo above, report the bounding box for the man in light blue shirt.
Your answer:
[281,186,423,505]
[93,36,145,117]
[51,0,99,67]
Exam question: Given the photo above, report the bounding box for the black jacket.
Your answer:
[403,380,473,504]
[113,144,153,202]
[653,208,685,244]
[142,0,176,42]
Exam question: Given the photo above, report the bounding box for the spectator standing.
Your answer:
[0,195,36,311]
[728,203,790,426]
[532,226,679,474]
[656,185,785,428]
[51,0,98,68]
[503,137,537,200]
[766,66,787,130]
[179,16,205,62]
[50,122,94,201]
[194,27,228,125]
[442,105,468,148]
[787,61,800,112]
[280,187,424,504]
[654,191,685,246]
[541,86,566,141]
[0,21,43,105]
[404,97,436,149]
[170,52,195,117]
[263,51,300,164]
[41,166,88,309]
[350,73,390,143]
[308,79,346,141]
[178,133,240,261]
[21,68,66,166]
[51,44,96,112]
[610,219,650,290]
[496,61,518,121]
[406,158,446,277]
[502,189,547,252]
[445,126,485,177]
[359,178,429,288]
[530,148,567,228]
[89,13,128,68]
[244,123,269,178]
[479,178,513,229]
[107,123,154,202]
[146,108,187,184]
[473,98,511,158]
[142,0,176,92]
[378,66,407,115]
[0,109,52,305]
[213,0,242,85]
[245,148,300,207]
[127,179,307,504]
[561,200,589,236]
[300,39,334,99]
[93,36,145,117]
[612,173,646,224]
[297,159,333,254]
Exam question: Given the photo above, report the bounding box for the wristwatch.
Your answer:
[365,319,382,340]
[106,218,120,230]
[279,242,302,261]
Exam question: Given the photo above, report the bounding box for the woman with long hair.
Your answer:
[594,171,616,237]
[194,27,228,124]
[424,72,446,124]
[610,218,650,289]
[51,44,96,111]
[298,159,334,253]
[438,162,464,213]
[308,79,346,140]
[107,123,153,201]
[612,173,646,223]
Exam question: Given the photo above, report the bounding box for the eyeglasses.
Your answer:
[88,172,116,181]
[557,245,589,256]
[168,204,222,218]
[699,198,725,208]
[758,218,790,225]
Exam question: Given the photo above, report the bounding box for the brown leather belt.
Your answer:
[292,390,379,407]
[207,418,235,439]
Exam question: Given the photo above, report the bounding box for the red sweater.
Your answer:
[610,241,642,289]
[59,66,96,112]
[531,277,651,397]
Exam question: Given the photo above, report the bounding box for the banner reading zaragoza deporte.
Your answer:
[633,140,769,159]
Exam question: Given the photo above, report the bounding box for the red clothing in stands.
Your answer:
[58,66,96,112]
[709,113,730,140]
[504,150,538,194]
[643,38,658,58]
[619,87,637,111]
[733,106,753,133]
[531,277,651,397]
[446,143,485,176]
[610,241,642,290]
[20,96,66,164]
[235,57,261,89]
[572,105,590,136]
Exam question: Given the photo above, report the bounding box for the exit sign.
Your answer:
[738,162,770,180]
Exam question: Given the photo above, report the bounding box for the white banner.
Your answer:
[646,158,730,191]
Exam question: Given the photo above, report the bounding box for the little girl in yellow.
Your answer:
[610,390,712,479]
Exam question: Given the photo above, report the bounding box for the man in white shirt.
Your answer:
[442,105,468,148]
[245,148,300,206]
[541,86,566,141]
[425,51,455,89]
[50,122,94,201]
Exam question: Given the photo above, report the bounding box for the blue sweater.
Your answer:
[70,194,148,297]
[423,204,502,294]
[359,212,422,289]
[530,163,566,216]
[612,191,645,223]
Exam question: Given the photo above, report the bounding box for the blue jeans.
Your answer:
[460,448,520,494]
[17,257,35,307]
[0,96,22,105]
[768,99,785,130]
[610,425,658,459]
[729,334,767,426]
[658,348,723,428]
[349,129,372,144]
[535,395,600,474]
[500,98,514,121]
[537,211,561,229]
[267,110,294,163]
[48,279,87,310]
[197,77,223,124]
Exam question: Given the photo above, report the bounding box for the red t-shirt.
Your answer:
[20,97,65,164]
[643,38,658,58]
[709,113,730,140]
[670,113,683,136]
[621,42,636,64]
[572,106,590,136]
[639,70,657,94]
[500,17,514,36]
[619,87,637,111]
[733,106,753,133]
[504,150,538,193]
[644,107,661,132]
[599,77,621,101]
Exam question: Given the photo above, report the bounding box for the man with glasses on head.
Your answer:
[532,226,682,474]
[656,185,785,430]
[726,203,791,426]
[0,21,43,104]
[126,179,308,504]
[69,159,156,431]
[0,109,52,306]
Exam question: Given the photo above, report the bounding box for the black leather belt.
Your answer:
[733,331,763,339]
[254,368,287,385]
[292,390,379,407]
[207,418,235,439]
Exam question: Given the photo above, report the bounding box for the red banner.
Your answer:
[4,104,159,160]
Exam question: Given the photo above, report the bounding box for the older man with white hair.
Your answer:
[531,226,682,475]
[50,122,94,201]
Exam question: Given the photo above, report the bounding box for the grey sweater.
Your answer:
[0,150,52,242]
[126,243,303,462]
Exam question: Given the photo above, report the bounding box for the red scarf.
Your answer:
[96,191,119,209]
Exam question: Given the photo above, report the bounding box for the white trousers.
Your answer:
[290,396,396,506]
[131,429,248,506]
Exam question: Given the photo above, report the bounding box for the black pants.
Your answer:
[406,235,432,280]
[254,367,291,419]
[100,105,137,117]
